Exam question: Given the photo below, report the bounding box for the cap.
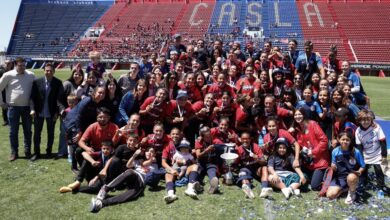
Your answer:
[176,90,188,100]
[170,50,178,55]
[236,168,254,184]
[335,107,349,117]
[275,137,289,148]
[177,139,191,149]
[272,68,284,75]
[173,33,181,39]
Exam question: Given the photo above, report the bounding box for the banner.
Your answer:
[351,63,390,70]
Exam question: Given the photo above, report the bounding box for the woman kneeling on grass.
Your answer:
[326,132,365,204]
[290,108,330,191]
[267,138,307,199]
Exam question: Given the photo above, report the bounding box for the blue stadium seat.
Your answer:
[7,0,111,56]
[265,1,304,50]
[207,1,245,35]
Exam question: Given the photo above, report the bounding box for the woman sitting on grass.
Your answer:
[263,117,301,168]
[195,126,221,195]
[267,138,307,199]
[162,130,202,203]
[234,132,271,199]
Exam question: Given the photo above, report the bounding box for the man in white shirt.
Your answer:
[0,57,35,161]
[0,59,14,126]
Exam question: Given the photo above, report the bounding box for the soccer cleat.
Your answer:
[90,197,103,213]
[184,188,198,199]
[259,187,273,198]
[293,189,301,196]
[97,185,108,200]
[193,181,203,193]
[59,186,72,193]
[242,185,255,199]
[208,177,219,194]
[9,153,18,162]
[345,191,356,205]
[164,194,178,204]
[281,188,292,199]
[71,168,79,175]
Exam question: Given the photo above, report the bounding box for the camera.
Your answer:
[301,147,313,165]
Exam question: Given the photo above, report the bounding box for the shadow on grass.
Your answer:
[357,191,374,204]
[148,185,165,192]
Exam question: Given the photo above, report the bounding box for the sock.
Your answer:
[166,182,174,191]
[167,190,174,196]
[207,167,217,179]
[261,181,269,188]
[188,171,198,184]
[242,184,250,189]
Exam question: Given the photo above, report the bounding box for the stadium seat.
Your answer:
[8,0,110,56]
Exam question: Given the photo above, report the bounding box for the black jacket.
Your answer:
[31,76,65,117]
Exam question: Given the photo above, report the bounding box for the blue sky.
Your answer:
[0,0,22,51]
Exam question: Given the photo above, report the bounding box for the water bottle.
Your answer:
[258,126,266,147]
[262,126,267,136]
[67,154,72,164]
[258,134,264,147]
[377,190,385,199]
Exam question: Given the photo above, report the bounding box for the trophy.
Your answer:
[220,143,238,185]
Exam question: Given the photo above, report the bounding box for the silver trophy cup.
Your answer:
[220,143,238,185]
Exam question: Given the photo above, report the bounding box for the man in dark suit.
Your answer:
[31,63,65,161]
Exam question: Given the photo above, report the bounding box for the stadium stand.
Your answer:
[5,0,390,65]
[71,2,184,58]
[207,1,245,35]
[296,1,349,61]
[267,1,303,41]
[332,2,390,63]
[175,2,215,39]
[7,0,111,56]
[350,43,390,63]
[93,1,126,30]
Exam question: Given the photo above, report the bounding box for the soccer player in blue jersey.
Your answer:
[327,132,365,204]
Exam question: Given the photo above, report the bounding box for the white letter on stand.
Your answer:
[189,3,208,26]
[218,3,236,26]
[303,3,324,27]
[247,2,262,27]
[274,2,291,27]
